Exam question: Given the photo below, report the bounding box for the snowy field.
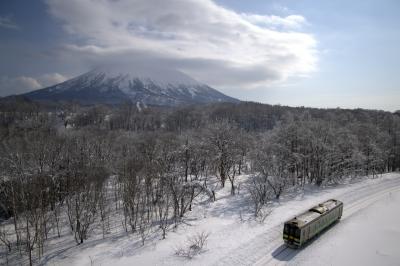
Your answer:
[288,188,400,265]
[30,172,400,266]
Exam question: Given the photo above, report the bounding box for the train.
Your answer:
[283,199,343,248]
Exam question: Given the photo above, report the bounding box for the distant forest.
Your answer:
[0,97,399,264]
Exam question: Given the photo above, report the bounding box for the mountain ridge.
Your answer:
[19,67,239,106]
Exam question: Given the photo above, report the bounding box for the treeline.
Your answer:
[0,98,399,265]
[59,100,400,176]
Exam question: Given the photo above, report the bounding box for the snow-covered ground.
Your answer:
[287,188,400,266]
[30,172,400,266]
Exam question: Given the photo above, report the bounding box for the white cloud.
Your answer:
[38,73,68,86]
[0,76,41,96]
[0,73,68,96]
[240,14,307,29]
[0,15,20,30]
[46,0,318,88]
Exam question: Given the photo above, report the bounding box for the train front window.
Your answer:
[295,228,300,238]
[284,225,289,234]
[285,224,300,238]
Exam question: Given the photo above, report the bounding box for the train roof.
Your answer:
[285,199,342,228]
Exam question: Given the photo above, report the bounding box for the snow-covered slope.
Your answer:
[23,173,400,266]
[22,66,239,106]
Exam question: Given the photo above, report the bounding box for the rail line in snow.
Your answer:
[214,175,400,266]
[258,179,400,266]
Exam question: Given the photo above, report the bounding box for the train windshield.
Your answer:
[284,224,300,238]
[295,228,300,238]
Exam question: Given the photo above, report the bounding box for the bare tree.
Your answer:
[206,121,238,191]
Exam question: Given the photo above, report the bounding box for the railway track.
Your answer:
[214,175,400,266]
[257,180,400,266]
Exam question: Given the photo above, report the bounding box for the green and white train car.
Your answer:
[283,199,343,248]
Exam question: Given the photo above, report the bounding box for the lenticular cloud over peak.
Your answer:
[46,0,318,89]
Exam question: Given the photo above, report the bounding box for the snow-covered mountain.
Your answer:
[22,66,239,106]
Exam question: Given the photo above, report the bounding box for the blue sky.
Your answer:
[0,0,399,111]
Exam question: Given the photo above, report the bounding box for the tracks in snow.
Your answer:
[213,175,400,266]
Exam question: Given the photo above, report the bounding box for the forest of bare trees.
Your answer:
[0,98,399,265]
